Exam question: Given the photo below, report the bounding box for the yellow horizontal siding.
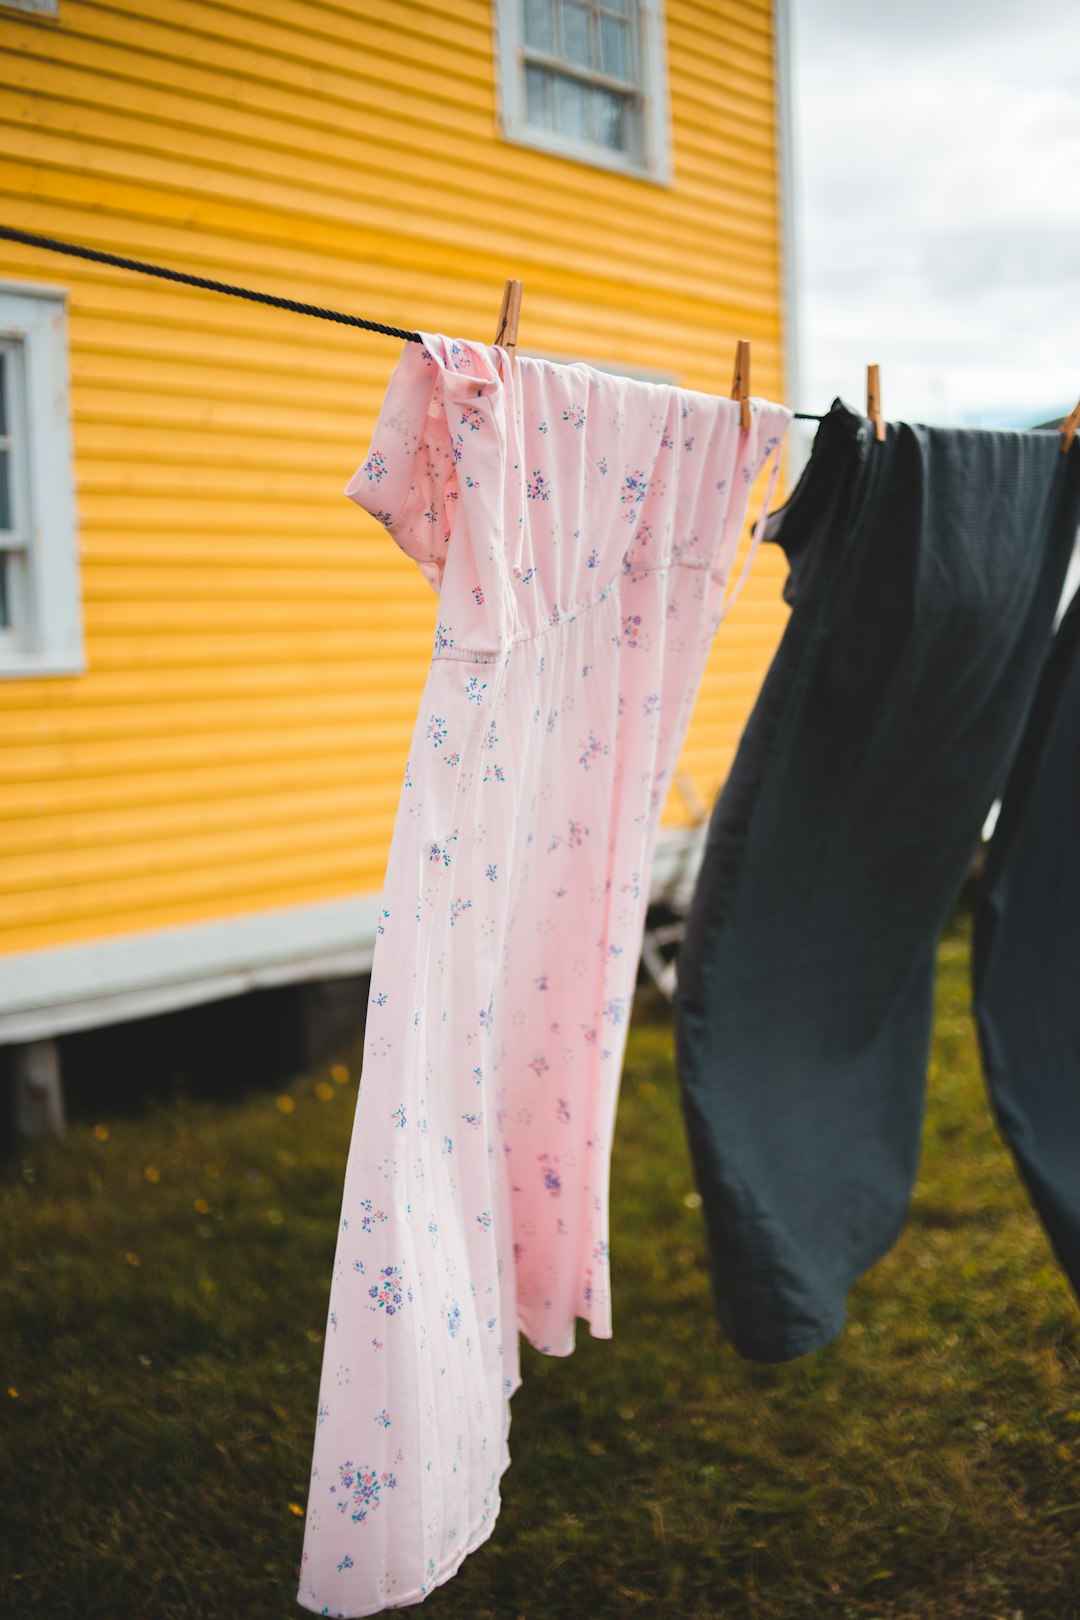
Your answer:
[0,0,788,956]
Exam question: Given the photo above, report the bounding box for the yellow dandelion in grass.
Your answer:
[7,1387,19,1399]
[330,1064,350,1085]
[276,1095,296,1115]
[193,1198,211,1215]
[266,1208,284,1226]
[124,1251,141,1267]
[143,1165,161,1184]
[204,1162,220,1178]
[288,1502,304,1517]
[92,1124,109,1142]
[314,1081,334,1102]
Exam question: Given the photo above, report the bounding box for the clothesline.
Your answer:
[1,223,827,417]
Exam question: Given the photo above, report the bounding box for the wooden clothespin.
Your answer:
[866,364,886,442]
[1060,399,1080,454]
[731,339,751,430]
[494,278,523,372]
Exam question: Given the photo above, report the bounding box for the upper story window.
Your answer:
[496,0,671,182]
[0,1,59,14]
[0,284,82,679]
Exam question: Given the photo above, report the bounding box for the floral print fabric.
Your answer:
[298,335,790,1616]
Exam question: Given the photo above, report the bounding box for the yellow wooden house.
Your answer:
[0,0,798,1106]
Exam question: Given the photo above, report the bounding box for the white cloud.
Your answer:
[792,0,1080,425]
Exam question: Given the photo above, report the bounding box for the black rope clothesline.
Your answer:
[1,224,831,417]
[0,224,424,342]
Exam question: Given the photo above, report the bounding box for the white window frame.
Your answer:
[0,0,59,15]
[0,282,83,679]
[495,0,672,185]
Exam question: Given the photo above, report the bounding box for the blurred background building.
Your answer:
[0,0,795,1114]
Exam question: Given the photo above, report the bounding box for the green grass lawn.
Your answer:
[2,913,1078,1620]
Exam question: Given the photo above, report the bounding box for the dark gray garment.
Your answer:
[974,583,1080,1295]
[674,401,1080,1362]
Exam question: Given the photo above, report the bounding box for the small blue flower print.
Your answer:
[444,751,461,767]
[352,1258,365,1275]
[562,403,586,429]
[597,457,608,476]
[557,1098,571,1124]
[374,1409,391,1429]
[538,419,549,434]
[622,615,642,648]
[483,762,505,784]
[444,1300,462,1338]
[461,1111,481,1128]
[535,973,549,992]
[643,692,660,716]
[681,401,693,420]
[538,1153,561,1196]
[443,1135,454,1155]
[435,622,455,653]
[377,908,390,934]
[337,1461,397,1524]
[472,585,484,605]
[684,436,696,452]
[567,820,588,846]
[485,864,498,882]
[476,1210,492,1230]
[368,1265,412,1316]
[528,1053,550,1077]
[546,709,559,733]
[318,1403,329,1425]
[426,714,447,749]
[466,677,487,704]
[527,470,550,501]
[484,718,499,750]
[578,731,609,771]
[359,1200,387,1234]
[449,896,472,927]
[374,991,388,1007]
[715,477,728,494]
[660,429,675,450]
[620,469,648,507]
[460,405,484,431]
[362,449,387,484]
[392,1105,406,1129]
[337,1554,354,1572]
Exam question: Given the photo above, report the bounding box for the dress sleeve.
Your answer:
[346,336,506,599]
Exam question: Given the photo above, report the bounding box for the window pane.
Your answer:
[592,86,625,150]
[523,0,555,54]
[554,72,588,140]
[599,14,630,79]
[0,350,7,438]
[602,0,630,14]
[0,556,8,630]
[561,1,592,68]
[0,449,10,532]
[526,64,553,128]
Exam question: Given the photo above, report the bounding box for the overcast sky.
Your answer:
[791,0,1080,427]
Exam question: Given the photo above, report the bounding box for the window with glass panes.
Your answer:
[522,0,640,158]
[0,285,82,678]
[0,339,29,639]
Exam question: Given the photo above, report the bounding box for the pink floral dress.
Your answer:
[298,336,789,1615]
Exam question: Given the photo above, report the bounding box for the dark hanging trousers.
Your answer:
[674,402,1080,1362]
[974,584,1080,1296]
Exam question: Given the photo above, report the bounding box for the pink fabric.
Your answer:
[298,336,790,1616]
